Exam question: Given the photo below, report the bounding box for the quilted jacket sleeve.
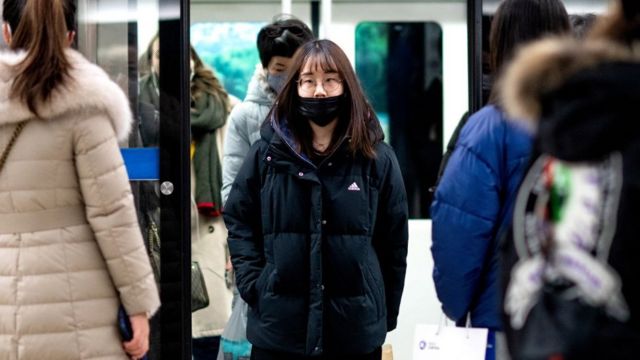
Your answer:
[222,104,253,205]
[372,145,409,331]
[430,115,502,323]
[223,142,265,306]
[73,113,160,316]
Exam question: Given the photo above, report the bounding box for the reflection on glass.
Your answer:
[191,22,265,100]
[136,30,162,360]
[356,22,443,219]
[139,34,160,147]
[77,1,162,358]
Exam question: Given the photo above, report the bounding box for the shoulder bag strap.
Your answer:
[0,121,27,174]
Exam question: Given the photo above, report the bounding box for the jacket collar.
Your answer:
[245,64,277,106]
[0,49,132,141]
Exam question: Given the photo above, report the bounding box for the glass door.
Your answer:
[76,0,191,358]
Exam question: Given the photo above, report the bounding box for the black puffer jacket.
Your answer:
[224,116,409,356]
[501,38,640,358]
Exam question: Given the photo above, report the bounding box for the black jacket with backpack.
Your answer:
[223,116,409,356]
[501,38,640,359]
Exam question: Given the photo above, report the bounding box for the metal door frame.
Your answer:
[158,0,191,358]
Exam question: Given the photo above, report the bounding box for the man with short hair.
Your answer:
[221,16,314,203]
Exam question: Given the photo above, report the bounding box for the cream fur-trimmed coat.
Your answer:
[0,49,160,359]
[191,121,233,339]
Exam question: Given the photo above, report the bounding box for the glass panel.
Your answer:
[76,1,162,358]
[356,22,443,219]
[190,20,265,360]
[192,22,265,100]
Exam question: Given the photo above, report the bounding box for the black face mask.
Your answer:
[297,95,344,127]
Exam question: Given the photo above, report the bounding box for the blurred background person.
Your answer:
[221,15,313,204]
[139,34,160,147]
[136,34,163,360]
[570,13,597,39]
[189,45,235,360]
[0,0,160,359]
[430,0,570,359]
[501,0,640,358]
[224,39,408,360]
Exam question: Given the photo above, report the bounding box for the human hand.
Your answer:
[225,257,235,289]
[123,313,150,360]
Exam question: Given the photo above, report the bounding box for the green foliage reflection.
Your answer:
[191,22,266,100]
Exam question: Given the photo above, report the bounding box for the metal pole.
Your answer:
[282,0,292,14]
[320,0,331,39]
[468,0,482,113]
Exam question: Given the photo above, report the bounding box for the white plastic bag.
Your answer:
[413,315,488,360]
[216,297,252,360]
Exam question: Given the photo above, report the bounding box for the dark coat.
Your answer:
[223,117,409,356]
[501,38,640,358]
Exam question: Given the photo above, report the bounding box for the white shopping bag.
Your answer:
[413,317,488,360]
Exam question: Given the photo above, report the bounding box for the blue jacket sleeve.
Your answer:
[372,147,409,331]
[223,142,265,306]
[430,135,502,323]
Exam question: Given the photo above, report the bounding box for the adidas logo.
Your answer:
[347,182,360,191]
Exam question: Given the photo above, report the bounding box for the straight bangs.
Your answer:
[300,46,340,76]
[273,39,384,159]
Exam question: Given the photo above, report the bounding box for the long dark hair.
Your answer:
[190,46,229,112]
[489,0,570,103]
[271,40,383,159]
[3,0,76,116]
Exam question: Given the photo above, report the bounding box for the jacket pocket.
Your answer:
[325,235,368,296]
[362,258,386,321]
[270,234,309,295]
[253,263,275,312]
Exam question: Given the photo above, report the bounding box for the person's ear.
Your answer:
[66,31,76,46]
[2,23,12,46]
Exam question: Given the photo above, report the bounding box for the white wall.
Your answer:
[386,220,440,360]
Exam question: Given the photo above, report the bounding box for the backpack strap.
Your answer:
[429,111,470,193]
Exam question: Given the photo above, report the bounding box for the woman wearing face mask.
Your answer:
[223,39,409,360]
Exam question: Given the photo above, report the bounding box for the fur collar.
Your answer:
[501,37,639,127]
[0,49,132,141]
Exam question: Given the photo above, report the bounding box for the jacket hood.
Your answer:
[501,37,640,160]
[245,64,277,106]
[260,110,314,164]
[0,49,132,141]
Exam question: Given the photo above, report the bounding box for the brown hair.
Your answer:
[139,33,159,77]
[589,0,640,45]
[190,46,230,112]
[489,0,570,103]
[3,0,74,116]
[271,40,383,159]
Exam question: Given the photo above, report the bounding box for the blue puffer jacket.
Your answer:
[430,105,532,330]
